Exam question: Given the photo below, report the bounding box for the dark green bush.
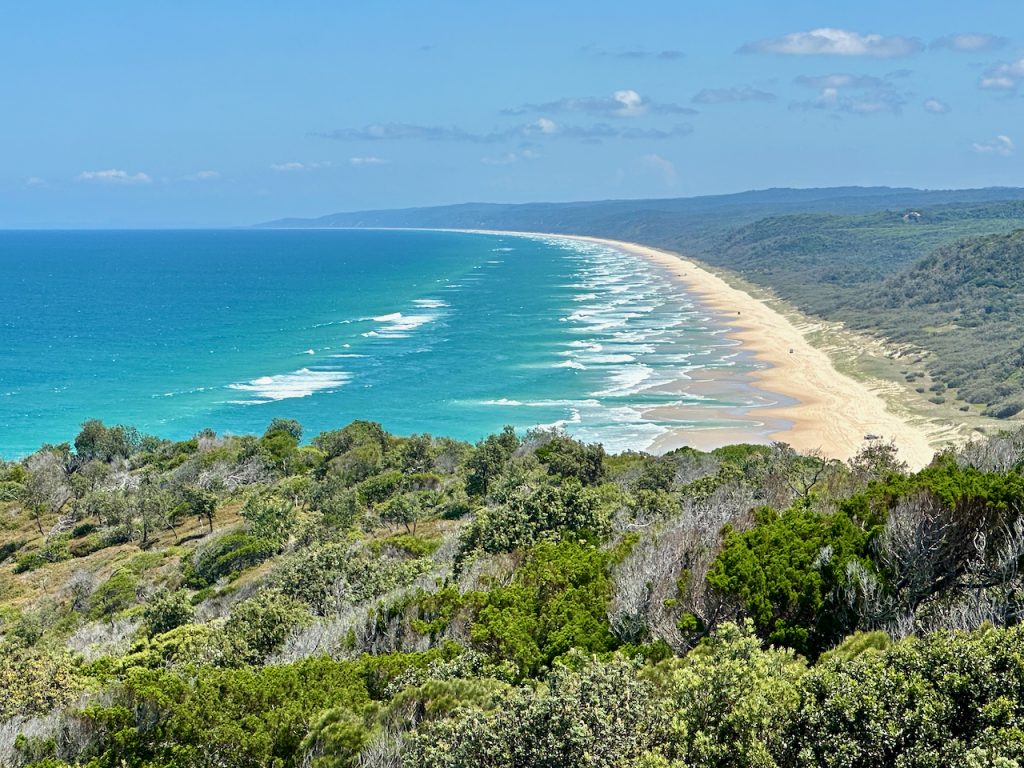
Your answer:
[184,531,278,587]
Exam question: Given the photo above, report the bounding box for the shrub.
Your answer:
[184,531,278,587]
[0,539,25,564]
[410,654,667,768]
[89,569,139,619]
[13,551,47,573]
[71,522,98,538]
[465,540,618,677]
[143,589,195,637]
[463,478,610,555]
[707,506,870,657]
[984,401,1024,419]
[224,590,311,665]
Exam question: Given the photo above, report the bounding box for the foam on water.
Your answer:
[0,229,765,458]
[228,368,352,402]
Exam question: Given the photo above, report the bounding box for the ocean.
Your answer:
[0,229,775,458]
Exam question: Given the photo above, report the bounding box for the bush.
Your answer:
[707,506,870,657]
[0,538,25,564]
[224,590,310,664]
[984,400,1024,419]
[410,654,667,768]
[184,531,278,587]
[789,625,1024,767]
[90,569,139,619]
[79,657,370,766]
[71,521,98,538]
[463,478,610,555]
[143,590,195,637]
[465,540,618,677]
[13,551,47,573]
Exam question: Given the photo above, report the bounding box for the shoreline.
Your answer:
[442,228,939,469]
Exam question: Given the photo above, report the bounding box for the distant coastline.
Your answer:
[438,229,938,469]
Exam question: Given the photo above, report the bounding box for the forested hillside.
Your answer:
[3,417,1024,767]
[843,229,1024,418]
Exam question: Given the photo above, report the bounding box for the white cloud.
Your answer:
[77,169,152,184]
[741,28,922,58]
[972,135,1014,156]
[923,98,950,114]
[979,58,1024,91]
[612,89,646,116]
[349,156,387,166]
[932,33,1007,52]
[532,118,559,135]
[182,170,220,181]
[25,176,46,187]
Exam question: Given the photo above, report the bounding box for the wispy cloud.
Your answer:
[77,169,152,184]
[182,170,220,181]
[322,119,692,144]
[740,28,922,58]
[587,46,684,61]
[504,89,696,118]
[270,161,330,172]
[791,72,906,115]
[349,156,388,166]
[794,74,884,89]
[691,86,776,104]
[923,98,951,114]
[25,176,47,187]
[637,153,678,187]
[322,124,483,142]
[931,33,1008,52]
[480,149,540,166]
[972,135,1014,156]
[978,57,1024,91]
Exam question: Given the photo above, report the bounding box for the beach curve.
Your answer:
[443,229,938,469]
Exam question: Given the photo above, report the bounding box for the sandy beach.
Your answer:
[450,229,939,469]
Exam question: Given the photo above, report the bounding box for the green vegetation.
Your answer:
[684,205,1024,417]
[3,417,1024,766]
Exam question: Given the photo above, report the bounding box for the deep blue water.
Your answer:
[0,229,767,457]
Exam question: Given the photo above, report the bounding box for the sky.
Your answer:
[3,0,1023,227]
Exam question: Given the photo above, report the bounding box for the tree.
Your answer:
[535,434,606,485]
[182,486,218,533]
[73,419,140,462]
[465,427,519,497]
[23,451,72,535]
[265,418,303,443]
[137,483,177,546]
[381,492,423,535]
[241,493,296,546]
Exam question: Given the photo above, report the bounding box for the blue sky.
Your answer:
[3,0,1023,226]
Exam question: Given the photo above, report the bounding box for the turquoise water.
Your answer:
[0,229,770,458]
